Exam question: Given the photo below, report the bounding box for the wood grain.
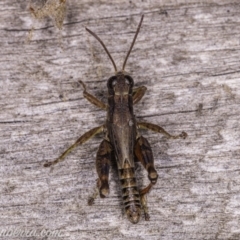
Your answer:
[1,1,240,239]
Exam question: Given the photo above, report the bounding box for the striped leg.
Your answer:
[88,139,113,205]
[96,139,113,197]
[139,182,154,221]
[134,136,158,221]
[135,136,158,184]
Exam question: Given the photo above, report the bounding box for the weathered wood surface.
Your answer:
[1,1,240,239]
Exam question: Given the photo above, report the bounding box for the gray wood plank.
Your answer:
[0,1,240,239]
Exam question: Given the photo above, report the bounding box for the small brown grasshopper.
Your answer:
[44,15,187,224]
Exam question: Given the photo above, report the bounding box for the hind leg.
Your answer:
[88,139,113,205]
[135,136,158,185]
[134,136,158,220]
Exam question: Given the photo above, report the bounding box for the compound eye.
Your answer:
[112,79,117,86]
[107,76,117,89]
[124,75,134,87]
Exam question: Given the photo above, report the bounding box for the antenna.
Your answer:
[85,15,144,73]
[85,27,118,72]
[122,15,144,71]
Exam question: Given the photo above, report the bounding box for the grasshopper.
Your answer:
[44,15,187,224]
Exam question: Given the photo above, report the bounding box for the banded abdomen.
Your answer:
[119,161,141,224]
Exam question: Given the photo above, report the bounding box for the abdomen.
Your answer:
[119,161,142,224]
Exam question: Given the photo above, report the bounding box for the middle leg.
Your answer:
[44,125,104,167]
[138,122,187,139]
